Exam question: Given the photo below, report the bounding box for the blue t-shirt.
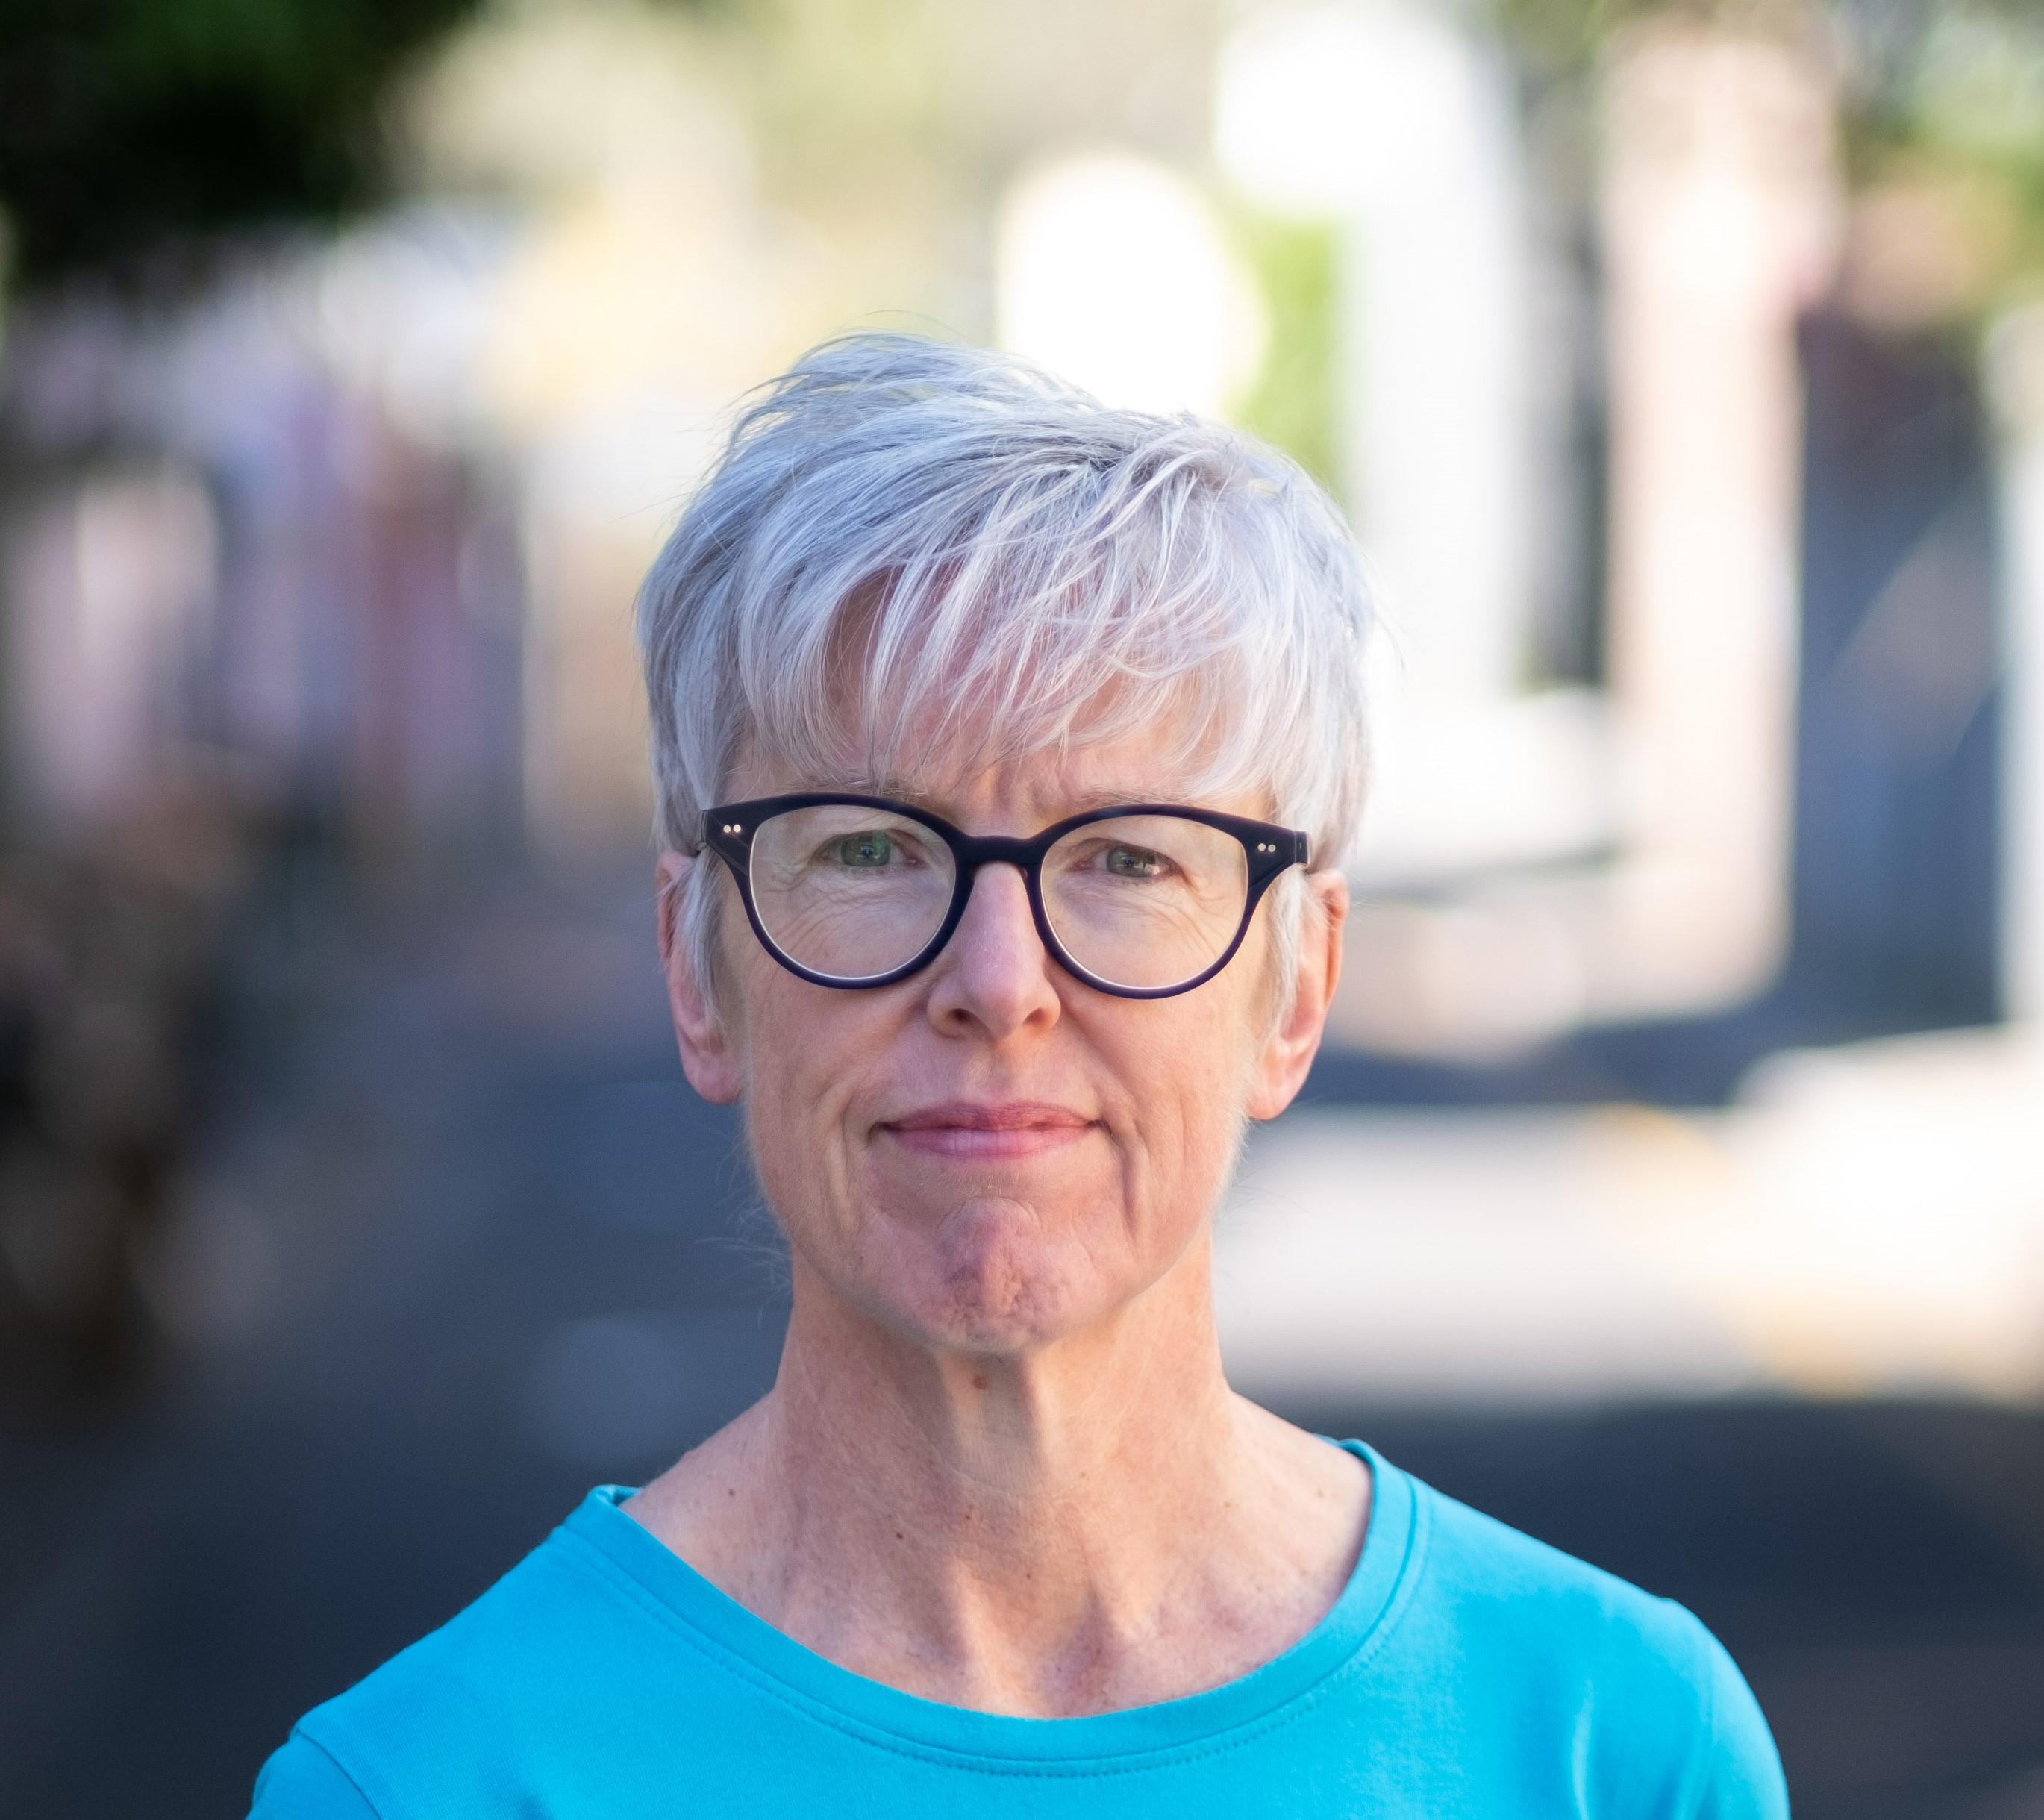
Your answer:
[249,1444,1786,1818]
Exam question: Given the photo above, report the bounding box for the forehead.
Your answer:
[731,728,1265,830]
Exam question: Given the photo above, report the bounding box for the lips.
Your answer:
[879,1101,1097,1161]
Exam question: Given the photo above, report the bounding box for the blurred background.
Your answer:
[1,0,2041,1812]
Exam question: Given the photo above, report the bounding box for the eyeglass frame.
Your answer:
[697,792,1312,1001]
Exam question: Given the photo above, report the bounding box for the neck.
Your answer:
[773,1236,1243,1578]
[631,1237,1368,1716]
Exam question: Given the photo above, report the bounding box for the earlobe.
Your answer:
[1246,871,1347,1122]
[656,852,745,1106]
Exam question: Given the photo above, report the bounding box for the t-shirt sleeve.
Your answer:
[247,1733,383,1819]
[1684,1615,1790,1820]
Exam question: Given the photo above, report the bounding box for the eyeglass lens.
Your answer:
[745,804,1251,990]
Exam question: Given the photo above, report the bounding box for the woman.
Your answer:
[251,334,1785,1816]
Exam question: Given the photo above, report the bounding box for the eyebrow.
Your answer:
[846,777,1178,820]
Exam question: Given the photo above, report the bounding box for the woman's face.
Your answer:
[659,741,1345,1358]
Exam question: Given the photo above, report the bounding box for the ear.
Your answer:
[1246,870,1347,1122]
[656,851,743,1106]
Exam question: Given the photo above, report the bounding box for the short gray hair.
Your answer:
[637,332,1373,1004]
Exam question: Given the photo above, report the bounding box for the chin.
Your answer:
[889,1198,1116,1355]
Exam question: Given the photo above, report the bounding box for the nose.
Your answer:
[923,862,1062,1039]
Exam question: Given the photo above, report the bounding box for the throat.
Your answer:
[626,1342,1369,1718]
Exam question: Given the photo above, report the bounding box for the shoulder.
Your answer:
[1410,1472,1710,1663]
[1385,1461,1787,1819]
[249,1733,380,1819]
[251,1499,675,1819]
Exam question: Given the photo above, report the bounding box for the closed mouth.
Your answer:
[879,1101,1097,1160]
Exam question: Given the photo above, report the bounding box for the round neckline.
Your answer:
[562,1439,1421,1769]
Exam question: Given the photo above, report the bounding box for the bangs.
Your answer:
[740,478,1301,813]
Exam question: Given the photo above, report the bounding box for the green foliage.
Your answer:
[0,0,484,284]
[1231,213,1341,492]
[1834,1,2044,312]
[1478,0,2044,310]
[1483,0,1652,72]
[1482,0,1822,73]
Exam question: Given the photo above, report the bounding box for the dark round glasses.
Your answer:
[699,794,1310,999]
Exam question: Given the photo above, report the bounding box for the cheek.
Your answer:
[1097,990,1263,1196]
[730,975,866,1195]
[748,1016,857,1111]
[731,972,954,1272]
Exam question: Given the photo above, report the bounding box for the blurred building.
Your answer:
[0,228,525,863]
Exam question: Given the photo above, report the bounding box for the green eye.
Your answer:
[1104,845,1164,878]
[828,831,893,868]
